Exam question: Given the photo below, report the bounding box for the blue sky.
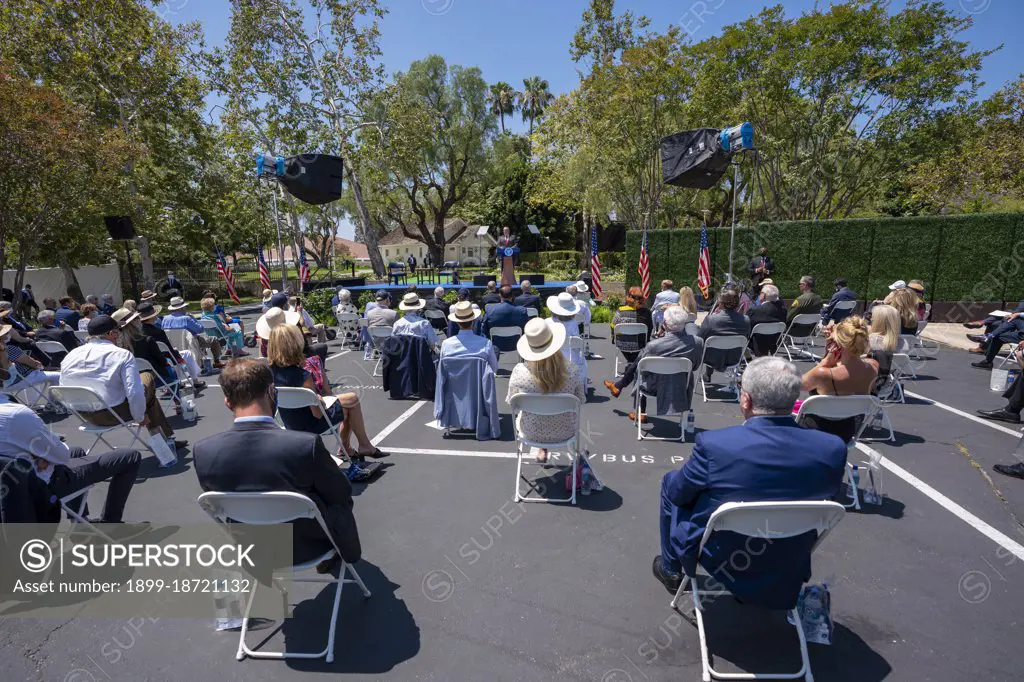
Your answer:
[166,0,1021,238]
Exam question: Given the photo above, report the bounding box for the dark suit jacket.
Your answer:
[748,255,774,282]
[0,455,60,526]
[746,301,788,356]
[423,296,449,330]
[698,309,751,340]
[665,416,847,609]
[481,302,528,351]
[54,306,81,329]
[132,333,174,382]
[498,235,518,248]
[820,287,858,324]
[513,293,541,311]
[382,334,436,400]
[35,324,80,365]
[480,293,501,306]
[143,321,182,363]
[193,421,361,565]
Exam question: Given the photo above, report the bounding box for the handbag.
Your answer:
[145,431,177,468]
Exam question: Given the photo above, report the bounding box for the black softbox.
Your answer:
[660,128,731,189]
[278,154,344,205]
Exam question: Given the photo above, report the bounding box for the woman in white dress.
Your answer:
[546,292,588,384]
[507,318,585,463]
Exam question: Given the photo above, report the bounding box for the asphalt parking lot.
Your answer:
[2,319,1022,681]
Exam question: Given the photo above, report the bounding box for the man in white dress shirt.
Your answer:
[440,301,497,372]
[393,292,439,348]
[59,315,185,450]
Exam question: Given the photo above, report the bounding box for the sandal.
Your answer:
[355,447,389,459]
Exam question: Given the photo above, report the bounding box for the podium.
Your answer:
[497,246,519,288]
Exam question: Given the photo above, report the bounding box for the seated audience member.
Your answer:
[367,290,397,327]
[85,295,99,308]
[78,304,99,332]
[746,284,787,356]
[290,296,327,344]
[0,400,141,525]
[0,324,60,392]
[98,294,117,316]
[971,308,1024,369]
[678,286,698,317]
[440,301,497,372]
[480,281,501,306]
[122,299,137,312]
[611,287,654,366]
[422,286,449,331]
[866,304,904,398]
[268,324,382,459]
[547,292,587,378]
[977,341,1024,429]
[261,289,277,313]
[160,296,225,369]
[54,297,81,330]
[193,359,363,567]
[605,306,704,421]
[200,297,247,357]
[449,287,478,315]
[907,280,928,319]
[699,288,751,339]
[335,289,361,344]
[653,280,681,313]
[34,308,81,365]
[514,280,541,312]
[799,316,878,443]
[140,290,158,305]
[0,301,33,336]
[568,284,592,334]
[482,286,528,353]
[735,280,754,315]
[60,315,185,450]
[964,299,1024,347]
[507,318,584,462]
[820,278,858,325]
[886,287,920,336]
[393,292,439,347]
[787,275,823,323]
[138,301,205,390]
[654,357,847,605]
[112,307,178,386]
[42,297,59,313]
[255,305,300,358]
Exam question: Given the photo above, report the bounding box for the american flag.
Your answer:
[697,222,711,300]
[215,250,240,304]
[298,243,311,291]
[257,244,272,291]
[590,226,602,299]
[637,227,651,299]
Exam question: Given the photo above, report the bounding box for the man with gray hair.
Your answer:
[604,305,703,422]
[747,283,788,356]
[33,308,81,364]
[423,285,449,332]
[514,280,541,312]
[787,275,823,324]
[481,280,500,306]
[654,356,847,609]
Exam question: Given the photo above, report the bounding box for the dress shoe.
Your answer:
[972,360,993,369]
[962,321,984,329]
[651,555,683,594]
[173,439,189,450]
[976,408,1021,424]
[993,462,1024,480]
[603,379,621,398]
[628,411,649,423]
[966,334,987,344]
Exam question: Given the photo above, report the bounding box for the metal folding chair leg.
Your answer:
[514,443,577,505]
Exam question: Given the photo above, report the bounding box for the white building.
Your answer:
[378,219,497,266]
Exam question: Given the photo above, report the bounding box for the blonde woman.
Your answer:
[267,323,383,459]
[678,286,698,316]
[200,297,246,357]
[507,318,585,463]
[868,305,902,353]
[884,288,920,335]
[800,316,879,442]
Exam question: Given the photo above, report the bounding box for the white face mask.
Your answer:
[34,460,54,484]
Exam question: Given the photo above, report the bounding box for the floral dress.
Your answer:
[506,362,585,444]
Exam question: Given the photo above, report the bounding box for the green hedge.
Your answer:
[625,212,1024,303]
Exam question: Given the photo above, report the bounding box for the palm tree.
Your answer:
[488,82,518,134]
[518,76,554,135]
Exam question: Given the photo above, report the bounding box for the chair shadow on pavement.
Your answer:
[266,561,420,674]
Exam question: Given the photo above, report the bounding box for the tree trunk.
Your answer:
[137,236,155,290]
[345,165,386,278]
[56,251,83,301]
[580,211,590,272]
[13,250,29,318]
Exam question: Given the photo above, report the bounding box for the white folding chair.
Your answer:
[74,329,90,342]
[827,299,857,320]
[698,335,749,402]
[670,501,846,682]
[48,385,153,456]
[135,358,180,407]
[199,318,219,334]
[526,308,539,318]
[156,340,195,394]
[34,340,68,367]
[59,485,115,543]
[275,387,349,462]
[746,322,787,360]
[634,356,692,442]
[1,367,63,413]
[613,323,649,375]
[795,395,882,509]
[368,326,393,377]
[509,392,585,505]
[489,326,523,365]
[335,312,362,348]
[197,491,371,663]
[778,314,821,361]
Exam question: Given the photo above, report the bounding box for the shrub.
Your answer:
[604,292,623,310]
[590,304,613,323]
[303,289,336,326]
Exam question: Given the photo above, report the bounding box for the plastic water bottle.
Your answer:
[848,465,860,499]
[685,410,696,439]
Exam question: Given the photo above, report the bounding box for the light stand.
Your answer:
[107,237,140,300]
[725,148,757,283]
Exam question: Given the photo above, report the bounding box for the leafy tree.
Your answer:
[488,81,518,134]
[518,76,555,135]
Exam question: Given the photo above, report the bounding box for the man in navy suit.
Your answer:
[654,356,847,609]
[481,286,528,356]
[820,277,858,325]
[513,280,541,312]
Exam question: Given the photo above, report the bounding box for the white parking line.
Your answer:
[384,446,515,459]
[856,443,1024,561]
[904,390,1023,438]
[371,400,426,446]
[326,350,351,362]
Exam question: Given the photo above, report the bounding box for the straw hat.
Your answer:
[0,323,11,340]
[261,288,276,302]
[760,278,774,286]
[547,292,581,317]
[448,300,481,323]
[167,296,189,311]
[888,280,907,291]
[574,280,589,294]
[140,290,157,302]
[136,301,163,322]
[517,318,567,362]
[399,292,425,311]
[111,307,140,328]
[907,281,925,294]
[256,306,300,340]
